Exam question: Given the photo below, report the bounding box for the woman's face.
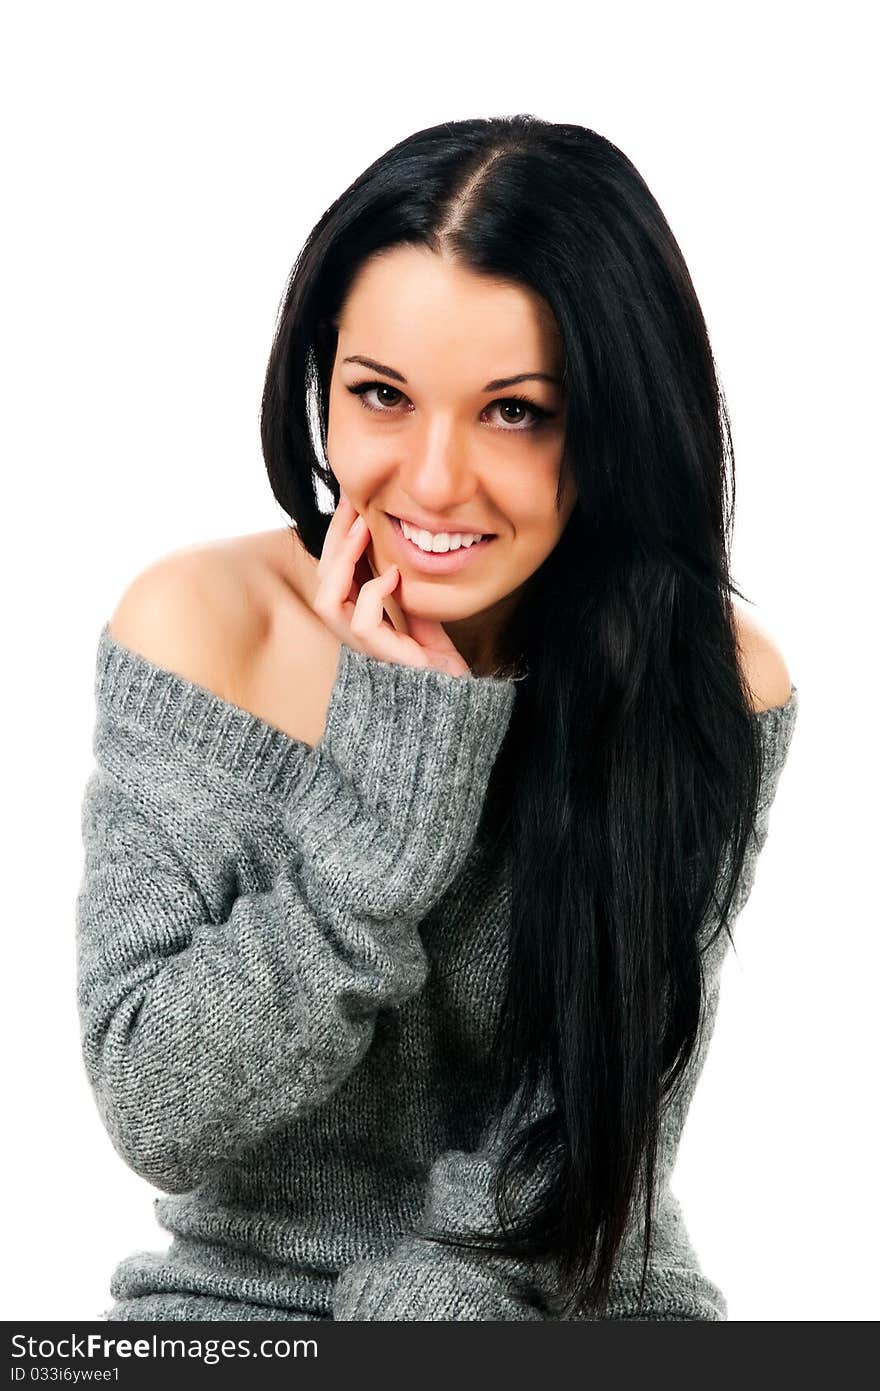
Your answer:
[326,245,575,667]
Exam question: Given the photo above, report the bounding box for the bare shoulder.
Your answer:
[733,605,793,714]
[107,528,341,746]
[107,536,268,704]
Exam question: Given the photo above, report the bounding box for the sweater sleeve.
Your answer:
[332,1111,557,1321]
[76,637,515,1196]
[333,688,800,1322]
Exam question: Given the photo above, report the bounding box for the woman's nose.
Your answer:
[395,427,477,510]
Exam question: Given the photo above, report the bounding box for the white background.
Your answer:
[2,0,876,1322]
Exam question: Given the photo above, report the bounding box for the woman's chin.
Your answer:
[395,591,481,624]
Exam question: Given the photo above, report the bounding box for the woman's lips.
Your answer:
[386,513,496,575]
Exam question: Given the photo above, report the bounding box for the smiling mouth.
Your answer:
[386,514,497,567]
[388,512,497,539]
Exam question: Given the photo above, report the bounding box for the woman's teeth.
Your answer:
[399,518,487,552]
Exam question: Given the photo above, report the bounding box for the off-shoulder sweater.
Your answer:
[75,623,799,1322]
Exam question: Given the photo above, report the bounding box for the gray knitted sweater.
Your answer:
[76,623,798,1322]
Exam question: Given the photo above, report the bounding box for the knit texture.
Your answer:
[76,623,798,1321]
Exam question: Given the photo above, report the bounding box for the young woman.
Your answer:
[77,113,798,1322]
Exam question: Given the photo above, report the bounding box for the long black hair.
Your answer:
[260,114,767,1318]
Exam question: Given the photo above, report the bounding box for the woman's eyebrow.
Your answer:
[342,354,562,391]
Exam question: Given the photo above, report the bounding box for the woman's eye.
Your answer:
[345,381,555,431]
[495,401,533,426]
[353,383,403,410]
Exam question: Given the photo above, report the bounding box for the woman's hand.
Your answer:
[312,493,471,676]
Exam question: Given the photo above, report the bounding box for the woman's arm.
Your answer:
[76,578,516,1196]
[333,1130,556,1321]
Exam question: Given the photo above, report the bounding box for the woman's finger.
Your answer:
[311,493,471,673]
[349,565,401,643]
[315,493,357,578]
[314,506,371,619]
